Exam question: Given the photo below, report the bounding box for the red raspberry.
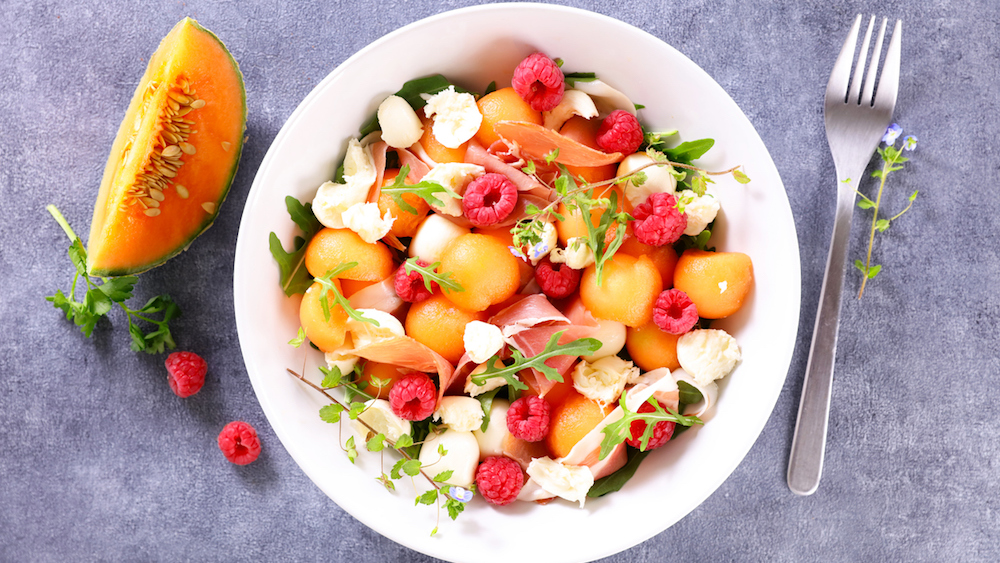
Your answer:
[653,289,699,334]
[596,110,644,154]
[632,192,686,246]
[394,259,436,303]
[217,421,262,465]
[475,456,524,506]
[462,173,519,227]
[388,372,437,421]
[506,395,551,442]
[511,53,565,112]
[164,351,207,398]
[534,256,581,299]
[625,401,676,451]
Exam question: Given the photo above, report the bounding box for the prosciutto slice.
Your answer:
[369,141,432,203]
[349,336,455,399]
[493,121,624,167]
[489,294,570,340]
[347,275,404,316]
[465,140,552,199]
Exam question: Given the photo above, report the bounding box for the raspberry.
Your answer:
[164,351,207,398]
[653,289,699,334]
[625,401,676,451]
[511,53,565,112]
[595,110,644,154]
[462,173,519,227]
[632,192,686,246]
[475,456,524,506]
[217,421,262,465]
[394,259,436,303]
[534,256,581,300]
[506,395,551,442]
[388,372,437,421]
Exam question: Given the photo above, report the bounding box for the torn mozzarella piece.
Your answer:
[671,368,719,418]
[312,138,376,229]
[676,329,741,387]
[572,356,638,406]
[377,95,423,149]
[572,79,637,116]
[342,202,394,244]
[433,396,484,432]
[473,399,509,459]
[678,189,721,236]
[418,429,480,488]
[527,222,558,265]
[423,86,483,149]
[617,152,677,208]
[465,359,511,397]
[324,343,358,376]
[463,320,504,364]
[581,319,626,361]
[526,457,594,508]
[421,162,483,216]
[550,237,595,270]
[517,477,557,502]
[409,213,470,263]
[347,309,405,349]
[350,399,411,444]
[542,89,599,130]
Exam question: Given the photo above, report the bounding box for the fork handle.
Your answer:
[787,184,856,495]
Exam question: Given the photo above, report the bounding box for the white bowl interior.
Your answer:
[234,5,800,563]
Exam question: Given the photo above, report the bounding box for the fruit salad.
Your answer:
[271,52,753,519]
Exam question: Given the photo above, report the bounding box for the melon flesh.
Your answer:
[87,18,246,276]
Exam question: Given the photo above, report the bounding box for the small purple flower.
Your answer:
[902,135,918,151]
[531,241,550,260]
[508,245,526,260]
[449,486,473,503]
[882,123,902,146]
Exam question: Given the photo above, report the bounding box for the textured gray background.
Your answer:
[1,0,998,561]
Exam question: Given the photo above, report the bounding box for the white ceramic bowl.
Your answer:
[234,4,799,562]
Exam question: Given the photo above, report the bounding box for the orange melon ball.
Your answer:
[559,116,619,184]
[476,87,542,148]
[418,115,468,163]
[619,235,678,288]
[405,293,487,364]
[626,321,682,372]
[378,169,429,238]
[554,184,625,245]
[304,227,395,281]
[580,254,663,327]
[673,249,754,319]
[438,233,520,312]
[357,361,408,399]
[299,281,349,352]
[522,372,575,406]
[340,278,376,298]
[546,388,615,459]
[474,227,535,289]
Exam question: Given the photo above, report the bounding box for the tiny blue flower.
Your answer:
[449,486,473,503]
[882,123,902,146]
[531,242,549,259]
[508,245,526,260]
[901,135,918,151]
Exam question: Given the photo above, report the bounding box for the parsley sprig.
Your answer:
[403,257,464,294]
[45,205,181,353]
[380,164,460,214]
[598,394,703,461]
[470,330,601,390]
[313,263,379,327]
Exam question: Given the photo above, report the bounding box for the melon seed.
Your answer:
[221,141,231,152]
[175,185,189,199]
[190,99,206,109]
[162,145,182,158]
[148,189,165,201]
[179,142,196,155]
[144,208,161,217]
[201,202,216,214]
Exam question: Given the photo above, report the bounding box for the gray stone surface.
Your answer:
[1,0,998,561]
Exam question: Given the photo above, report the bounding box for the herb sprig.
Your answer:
[45,205,181,353]
[403,257,464,294]
[469,330,601,390]
[598,395,703,461]
[380,164,460,214]
[853,124,918,297]
[313,263,379,327]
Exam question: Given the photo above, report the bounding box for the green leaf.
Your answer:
[313,264,380,327]
[319,365,342,388]
[46,290,73,319]
[68,239,88,275]
[690,174,708,197]
[346,436,357,464]
[876,219,890,232]
[98,276,137,303]
[390,459,407,480]
[445,498,465,520]
[393,434,414,450]
[381,165,460,213]
[416,489,438,506]
[867,264,882,279]
[662,139,714,164]
[634,103,645,110]
[521,161,536,175]
[402,459,422,477]
[854,259,866,274]
[544,148,560,164]
[286,195,323,236]
[366,433,387,452]
[348,401,366,420]
[359,75,469,136]
[588,449,651,498]
[470,330,601,389]
[677,381,703,406]
[403,257,464,294]
[128,322,146,352]
[477,387,502,432]
[84,288,113,317]
[437,443,448,457]
[288,326,307,348]
[598,395,703,460]
[563,71,597,88]
[909,190,919,202]
[269,197,323,296]
[319,403,344,423]
[377,474,395,492]
[484,81,497,96]
[857,199,875,209]
[732,169,751,184]
[433,470,454,483]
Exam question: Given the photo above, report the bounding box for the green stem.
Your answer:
[859,160,891,298]
[47,205,80,243]
[890,200,914,221]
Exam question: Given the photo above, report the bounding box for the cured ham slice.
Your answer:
[347,275,404,316]
[465,139,550,197]
[502,433,550,471]
[489,293,569,339]
[510,324,595,398]
[493,121,624,167]
[369,141,432,203]
[349,336,455,399]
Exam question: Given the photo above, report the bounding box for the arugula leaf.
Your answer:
[477,387,502,432]
[588,449,650,498]
[677,380,703,406]
[269,196,324,296]
[312,263,380,327]
[359,75,470,136]
[381,165,460,214]
[470,330,601,389]
[483,81,497,96]
[403,257,464,294]
[564,71,597,88]
[599,395,702,460]
[662,139,715,164]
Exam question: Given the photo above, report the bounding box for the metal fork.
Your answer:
[787,15,902,496]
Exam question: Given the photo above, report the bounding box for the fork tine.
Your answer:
[875,20,903,111]
[861,18,888,106]
[826,14,862,101]
[848,16,876,104]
